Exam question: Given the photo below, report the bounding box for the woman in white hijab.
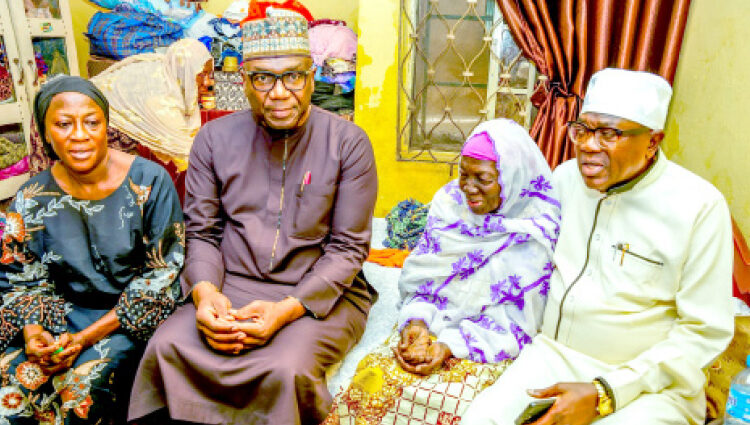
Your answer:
[324,119,561,425]
[91,38,213,171]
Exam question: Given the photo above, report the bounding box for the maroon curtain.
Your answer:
[497,0,691,168]
[733,218,750,306]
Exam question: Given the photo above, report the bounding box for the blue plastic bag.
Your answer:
[87,0,156,12]
[90,1,201,28]
[130,0,201,28]
[85,4,183,60]
[210,18,241,39]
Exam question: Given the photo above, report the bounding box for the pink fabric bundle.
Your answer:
[308,24,357,66]
[460,131,497,162]
[0,156,29,180]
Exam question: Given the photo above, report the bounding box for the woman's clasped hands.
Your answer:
[393,320,452,376]
[24,324,84,375]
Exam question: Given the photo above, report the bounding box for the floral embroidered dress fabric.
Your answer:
[0,157,183,424]
[397,119,561,363]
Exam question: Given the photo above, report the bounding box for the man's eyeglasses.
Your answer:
[567,120,651,148]
[245,67,314,92]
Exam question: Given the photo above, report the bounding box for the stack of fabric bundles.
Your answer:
[86,3,184,60]
[308,20,358,120]
[367,199,430,268]
[200,0,315,111]
[0,131,29,181]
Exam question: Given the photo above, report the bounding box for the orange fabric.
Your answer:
[366,248,410,268]
[496,0,692,168]
[242,0,314,23]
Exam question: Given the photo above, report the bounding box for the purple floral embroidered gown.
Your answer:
[326,119,561,425]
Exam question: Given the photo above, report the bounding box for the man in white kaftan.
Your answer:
[462,69,734,425]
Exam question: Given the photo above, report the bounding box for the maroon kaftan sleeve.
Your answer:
[290,129,378,318]
[181,128,226,294]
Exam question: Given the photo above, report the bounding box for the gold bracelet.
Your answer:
[592,379,614,417]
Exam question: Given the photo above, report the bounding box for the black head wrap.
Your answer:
[33,75,109,160]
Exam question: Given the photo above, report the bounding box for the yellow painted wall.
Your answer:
[354,0,454,217]
[70,0,360,77]
[356,0,750,227]
[69,0,104,76]
[662,0,750,238]
[69,0,449,216]
[68,0,750,229]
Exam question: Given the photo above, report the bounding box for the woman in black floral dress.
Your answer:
[0,76,183,424]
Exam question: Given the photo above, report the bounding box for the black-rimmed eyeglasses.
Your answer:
[245,67,314,92]
[567,120,652,148]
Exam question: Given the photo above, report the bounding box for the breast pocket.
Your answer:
[292,183,335,240]
[610,242,665,293]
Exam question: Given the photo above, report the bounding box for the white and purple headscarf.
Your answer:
[397,119,561,363]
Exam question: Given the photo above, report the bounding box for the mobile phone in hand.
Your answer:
[514,398,556,425]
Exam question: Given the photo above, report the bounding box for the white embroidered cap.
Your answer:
[580,68,673,131]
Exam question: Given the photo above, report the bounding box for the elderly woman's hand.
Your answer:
[395,341,452,376]
[394,320,452,375]
[397,320,432,363]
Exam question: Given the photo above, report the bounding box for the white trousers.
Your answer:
[460,335,700,425]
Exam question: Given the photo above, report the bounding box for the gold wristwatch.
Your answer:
[592,379,614,417]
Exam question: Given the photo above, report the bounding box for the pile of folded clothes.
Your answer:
[85,0,245,61]
[0,131,29,182]
[33,39,69,84]
[84,0,366,119]
[86,3,184,60]
[202,0,314,111]
[367,199,430,268]
[308,19,358,120]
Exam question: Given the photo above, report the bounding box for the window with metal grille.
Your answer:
[398,0,543,164]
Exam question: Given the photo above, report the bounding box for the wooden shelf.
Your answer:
[0,173,29,200]
[0,103,23,126]
[0,1,77,200]
[27,18,67,38]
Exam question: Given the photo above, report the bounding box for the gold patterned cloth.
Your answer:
[324,331,509,425]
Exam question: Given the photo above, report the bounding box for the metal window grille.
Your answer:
[397,0,544,164]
